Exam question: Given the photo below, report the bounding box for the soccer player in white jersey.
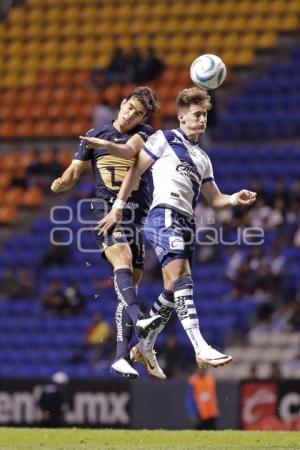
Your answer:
[97,87,257,372]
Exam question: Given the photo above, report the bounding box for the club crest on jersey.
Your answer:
[113,230,123,239]
[176,162,201,183]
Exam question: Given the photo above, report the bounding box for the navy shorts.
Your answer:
[144,207,195,268]
[91,199,145,270]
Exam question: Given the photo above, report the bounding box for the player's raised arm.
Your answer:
[201,179,257,208]
[51,160,89,193]
[97,149,154,234]
[79,133,144,160]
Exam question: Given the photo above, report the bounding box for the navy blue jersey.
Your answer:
[74,123,154,214]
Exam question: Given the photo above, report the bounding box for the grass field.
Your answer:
[0,428,299,450]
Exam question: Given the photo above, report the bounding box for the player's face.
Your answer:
[179,104,208,137]
[117,98,147,131]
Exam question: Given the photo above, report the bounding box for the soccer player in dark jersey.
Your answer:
[51,87,162,379]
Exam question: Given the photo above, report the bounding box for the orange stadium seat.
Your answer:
[0,121,15,138]
[18,152,34,169]
[0,103,14,120]
[34,120,53,137]
[22,186,43,208]
[15,120,35,138]
[0,206,17,224]
[4,187,24,206]
[3,153,22,171]
[52,119,72,136]
[69,119,90,136]
[0,0,297,133]
[58,152,74,168]
[0,172,12,190]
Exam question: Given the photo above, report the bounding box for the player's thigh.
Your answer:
[162,258,191,289]
[145,208,192,268]
[104,243,133,270]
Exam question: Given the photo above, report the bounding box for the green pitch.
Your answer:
[0,428,299,450]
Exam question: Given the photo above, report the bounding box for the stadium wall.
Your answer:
[0,379,298,429]
[0,378,240,429]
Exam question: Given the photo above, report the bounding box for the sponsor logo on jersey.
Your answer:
[126,202,139,209]
[170,192,179,198]
[176,162,201,183]
[114,137,127,143]
[169,236,184,250]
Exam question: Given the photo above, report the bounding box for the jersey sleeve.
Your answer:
[136,125,155,143]
[143,130,166,161]
[73,128,95,161]
[202,155,214,184]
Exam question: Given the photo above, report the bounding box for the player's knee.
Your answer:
[173,275,193,292]
[105,244,133,269]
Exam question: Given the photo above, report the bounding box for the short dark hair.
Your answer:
[126,86,160,117]
[176,87,212,112]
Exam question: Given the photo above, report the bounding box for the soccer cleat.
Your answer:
[196,346,232,368]
[135,315,162,339]
[130,343,166,380]
[110,357,139,380]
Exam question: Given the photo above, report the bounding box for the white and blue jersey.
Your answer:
[143,128,214,267]
[144,128,214,219]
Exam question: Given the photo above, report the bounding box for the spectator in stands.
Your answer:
[0,267,36,300]
[248,246,265,272]
[46,149,64,179]
[158,334,187,378]
[292,180,300,206]
[268,197,285,228]
[286,200,299,227]
[225,246,246,282]
[90,47,132,89]
[11,169,27,189]
[86,313,113,346]
[106,46,131,84]
[0,0,14,19]
[288,293,300,331]
[13,268,36,299]
[294,225,300,246]
[269,362,281,381]
[232,260,255,298]
[93,97,118,128]
[0,267,17,298]
[64,282,85,315]
[186,367,219,430]
[141,46,164,82]
[40,240,72,268]
[38,371,70,427]
[271,179,291,210]
[125,46,145,84]
[85,313,114,367]
[41,280,69,316]
[27,149,48,188]
[267,246,286,278]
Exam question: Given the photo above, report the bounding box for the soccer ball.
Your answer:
[190,54,226,90]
